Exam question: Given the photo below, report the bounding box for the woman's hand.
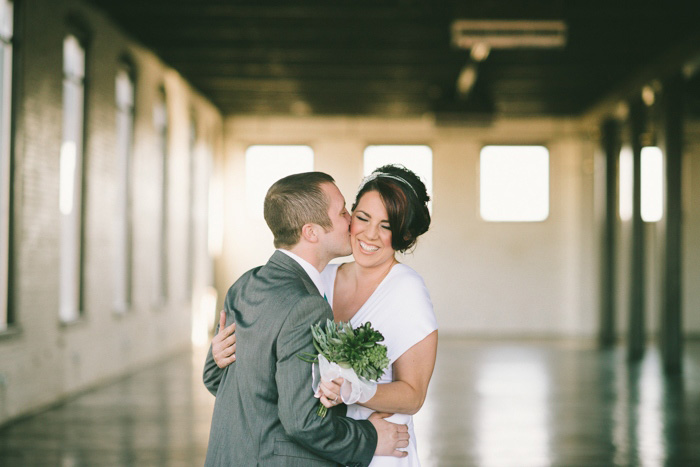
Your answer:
[317,377,345,409]
[212,310,236,368]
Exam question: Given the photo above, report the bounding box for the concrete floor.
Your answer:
[1,339,699,466]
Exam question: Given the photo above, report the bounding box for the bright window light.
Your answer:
[641,146,663,222]
[59,141,77,215]
[245,145,314,219]
[208,174,224,257]
[479,145,549,222]
[363,145,433,211]
[619,147,633,222]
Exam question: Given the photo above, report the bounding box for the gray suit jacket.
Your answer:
[203,251,377,466]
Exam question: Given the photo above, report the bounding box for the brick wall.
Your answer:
[0,0,223,425]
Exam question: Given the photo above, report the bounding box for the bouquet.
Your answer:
[298,319,389,417]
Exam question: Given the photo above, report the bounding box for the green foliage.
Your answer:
[298,320,390,417]
[300,319,389,382]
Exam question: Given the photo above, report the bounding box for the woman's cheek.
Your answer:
[350,220,361,237]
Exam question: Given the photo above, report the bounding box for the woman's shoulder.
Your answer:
[388,263,427,287]
[380,263,431,305]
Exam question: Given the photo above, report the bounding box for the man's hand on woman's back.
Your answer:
[368,412,409,458]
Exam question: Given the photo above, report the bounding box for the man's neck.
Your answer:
[286,243,329,273]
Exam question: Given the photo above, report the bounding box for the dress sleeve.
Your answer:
[380,269,438,363]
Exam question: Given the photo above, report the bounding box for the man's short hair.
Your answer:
[264,172,335,248]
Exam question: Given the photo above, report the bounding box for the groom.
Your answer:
[203,172,409,466]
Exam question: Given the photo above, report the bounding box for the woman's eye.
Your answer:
[381,225,391,231]
[356,216,367,222]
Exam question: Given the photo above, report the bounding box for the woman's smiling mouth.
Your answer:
[358,240,379,252]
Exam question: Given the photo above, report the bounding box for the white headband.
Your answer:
[358,172,418,197]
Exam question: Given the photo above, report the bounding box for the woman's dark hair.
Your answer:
[352,164,431,252]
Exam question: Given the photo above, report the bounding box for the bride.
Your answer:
[214,164,438,466]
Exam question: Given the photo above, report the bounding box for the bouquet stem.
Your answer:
[317,402,328,418]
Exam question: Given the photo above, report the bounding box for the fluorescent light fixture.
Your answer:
[452,20,567,49]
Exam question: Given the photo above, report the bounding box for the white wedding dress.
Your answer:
[321,263,438,467]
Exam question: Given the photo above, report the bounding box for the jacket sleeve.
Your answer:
[276,294,378,467]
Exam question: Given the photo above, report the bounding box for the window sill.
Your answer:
[59,316,88,329]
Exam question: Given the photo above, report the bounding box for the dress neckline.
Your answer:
[329,262,406,324]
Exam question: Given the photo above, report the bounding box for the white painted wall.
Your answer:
[219,116,599,338]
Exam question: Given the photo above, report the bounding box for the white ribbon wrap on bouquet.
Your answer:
[312,354,378,404]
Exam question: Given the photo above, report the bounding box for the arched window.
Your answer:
[114,61,135,313]
[153,86,169,306]
[0,0,13,331]
[59,32,87,323]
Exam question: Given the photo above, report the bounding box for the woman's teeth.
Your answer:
[359,241,378,252]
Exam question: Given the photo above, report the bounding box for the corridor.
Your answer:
[1,338,699,466]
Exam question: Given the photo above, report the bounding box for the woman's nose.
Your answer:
[366,223,379,239]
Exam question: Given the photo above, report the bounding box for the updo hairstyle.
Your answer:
[352,164,431,252]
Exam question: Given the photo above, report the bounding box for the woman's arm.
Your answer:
[319,330,438,415]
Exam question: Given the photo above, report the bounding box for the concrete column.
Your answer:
[659,74,684,373]
[599,119,620,348]
[628,100,646,361]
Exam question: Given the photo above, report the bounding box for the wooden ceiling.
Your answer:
[85,0,699,119]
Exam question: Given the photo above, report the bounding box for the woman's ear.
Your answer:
[300,223,318,243]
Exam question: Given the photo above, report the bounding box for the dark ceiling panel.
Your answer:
[85,0,700,118]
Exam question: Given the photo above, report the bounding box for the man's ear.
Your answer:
[300,223,318,243]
